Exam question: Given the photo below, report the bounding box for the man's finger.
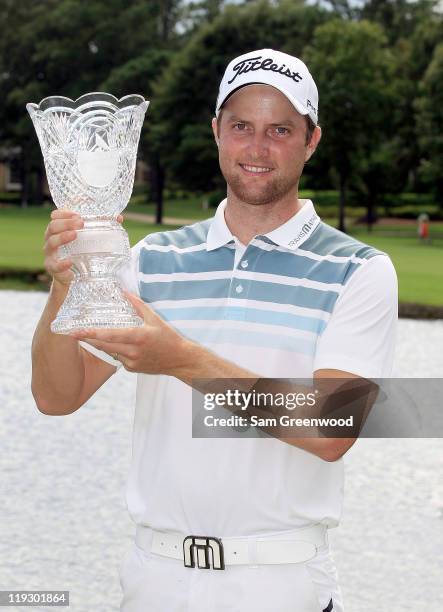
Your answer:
[50,209,81,220]
[123,291,159,322]
[78,338,133,357]
[70,327,140,343]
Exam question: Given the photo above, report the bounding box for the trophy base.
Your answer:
[51,278,144,334]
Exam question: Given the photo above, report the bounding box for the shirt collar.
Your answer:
[206,198,321,252]
[206,198,234,251]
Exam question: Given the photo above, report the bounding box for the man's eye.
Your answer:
[231,124,289,134]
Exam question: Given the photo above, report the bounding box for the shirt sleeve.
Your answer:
[313,254,398,379]
[79,237,146,369]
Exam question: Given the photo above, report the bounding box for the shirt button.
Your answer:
[240,260,249,269]
[235,285,244,294]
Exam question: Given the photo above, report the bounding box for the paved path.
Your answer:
[1,292,442,612]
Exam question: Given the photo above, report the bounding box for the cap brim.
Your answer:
[216,82,316,124]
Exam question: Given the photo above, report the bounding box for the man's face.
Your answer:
[212,84,320,206]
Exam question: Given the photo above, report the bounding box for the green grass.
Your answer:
[0,206,52,270]
[1,203,442,306]
[126,195,214,220]
[127,193,443,225]
[0,206,180,271]
[348,230,443,306]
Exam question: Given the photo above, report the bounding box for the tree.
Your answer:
[98,0,185,224]
[415,42,443,211]
[101,49,175,224]
[151,0,328,196]
[304,19,394,233]
[360,0,440,45]
[181,0,226,29]
[388,14,443,195]
[357,0,443,205]
[351,142,397,230]
[320,0,356,19]
[0,0,56,206]
[0,0,184,210]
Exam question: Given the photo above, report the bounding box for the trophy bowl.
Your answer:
[27,92,149,334]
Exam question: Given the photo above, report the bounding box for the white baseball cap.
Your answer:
[215,48,319,125]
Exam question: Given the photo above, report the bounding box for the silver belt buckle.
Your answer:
[183,535,225,570]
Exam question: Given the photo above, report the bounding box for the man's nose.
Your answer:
[246,131,270,158]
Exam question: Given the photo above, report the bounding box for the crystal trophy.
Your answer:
[27,93,149,333]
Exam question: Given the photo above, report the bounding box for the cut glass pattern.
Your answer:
[27,93,149,333]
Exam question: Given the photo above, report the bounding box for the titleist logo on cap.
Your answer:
[228,55,303,85]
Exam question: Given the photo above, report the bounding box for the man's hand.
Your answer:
[69,294,371,460]
[44,210,124,287]
[69,291,194,375]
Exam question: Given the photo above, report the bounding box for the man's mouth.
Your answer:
[239,163,274,174]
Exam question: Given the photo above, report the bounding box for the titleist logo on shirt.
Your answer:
[227,55,303,85]
[287,212,319,248]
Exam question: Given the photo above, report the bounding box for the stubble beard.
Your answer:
[221,164,300,206]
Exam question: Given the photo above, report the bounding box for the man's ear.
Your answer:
[211,117,219,147]
[305,125,322,163]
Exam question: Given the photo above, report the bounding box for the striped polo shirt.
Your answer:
[80,198,397,536]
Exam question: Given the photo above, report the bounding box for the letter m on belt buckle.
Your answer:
[183,535,225,570]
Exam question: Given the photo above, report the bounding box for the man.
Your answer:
[32,49,397,611]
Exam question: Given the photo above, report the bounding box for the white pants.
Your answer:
[118,528,344,612]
